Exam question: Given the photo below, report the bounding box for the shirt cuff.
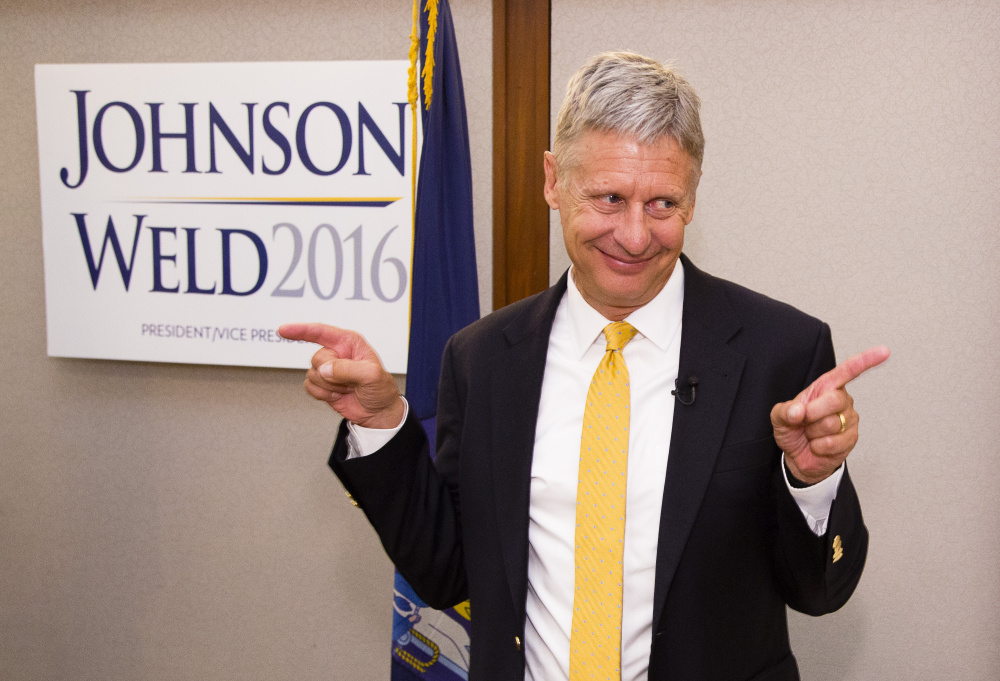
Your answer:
[344,398,410,459]
[783,460,844,536]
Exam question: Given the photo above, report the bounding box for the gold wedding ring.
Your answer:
[838,412,847,434]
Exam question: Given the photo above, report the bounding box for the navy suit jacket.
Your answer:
[330,254,867,681]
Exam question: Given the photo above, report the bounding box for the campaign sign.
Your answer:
[35,62,414,371]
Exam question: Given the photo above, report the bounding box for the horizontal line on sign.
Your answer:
[125,197,402,208]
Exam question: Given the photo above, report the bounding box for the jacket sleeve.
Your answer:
[772,463,869,615]
[327,340,468,610]
[771,322,869,616]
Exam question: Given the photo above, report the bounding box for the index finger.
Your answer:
[278,322,351,349]
[808,345,890,398]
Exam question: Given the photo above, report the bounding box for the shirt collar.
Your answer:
[565,258,685,359]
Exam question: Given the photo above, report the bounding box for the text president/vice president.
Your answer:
[280,51,890,681]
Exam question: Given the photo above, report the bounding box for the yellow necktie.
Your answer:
[569,321,639,681]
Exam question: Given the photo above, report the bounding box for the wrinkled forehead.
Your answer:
[557,130,701,188]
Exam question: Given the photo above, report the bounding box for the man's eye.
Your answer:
[602,194,623,205]
[647,198,677,216]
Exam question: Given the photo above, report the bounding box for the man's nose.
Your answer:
[615,204,652,255]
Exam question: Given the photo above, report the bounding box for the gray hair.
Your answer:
[553,51,704,178]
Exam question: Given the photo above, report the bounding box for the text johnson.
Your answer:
[59,91,407,188]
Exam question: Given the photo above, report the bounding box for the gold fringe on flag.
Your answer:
[407,0,420,222]
[422,0,439,110]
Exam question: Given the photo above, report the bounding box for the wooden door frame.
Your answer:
[492,0,551,310]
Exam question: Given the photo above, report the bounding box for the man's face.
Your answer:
[544,130,699,320]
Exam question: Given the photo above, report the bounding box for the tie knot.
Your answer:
[603,321,638,352]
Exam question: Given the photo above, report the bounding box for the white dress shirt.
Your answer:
[347,261,841,681]
[524,264,684,681]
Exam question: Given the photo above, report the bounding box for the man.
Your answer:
[280,52,889,681]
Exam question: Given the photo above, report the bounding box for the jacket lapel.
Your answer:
[489,273,569,625]
[652,255,747,630]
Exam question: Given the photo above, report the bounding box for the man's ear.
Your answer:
[543,151,560,210]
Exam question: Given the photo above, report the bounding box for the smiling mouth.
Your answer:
[599,249,654,268]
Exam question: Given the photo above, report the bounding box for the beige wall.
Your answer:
[550,1,1000,679]
[5,1,1000,680]
[0,1,491,680]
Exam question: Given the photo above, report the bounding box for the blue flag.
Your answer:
[391,1,479,679]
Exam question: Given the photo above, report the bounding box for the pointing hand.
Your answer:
[771,345,890,484]
[278,323,405,429]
